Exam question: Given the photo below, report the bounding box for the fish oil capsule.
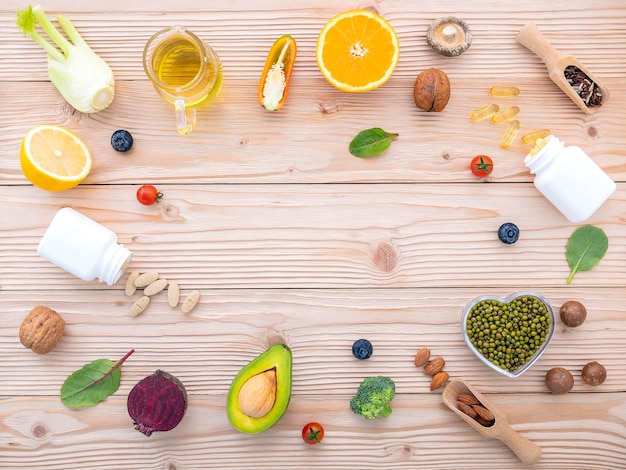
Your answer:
[490,86,520,97]
[521,128,551,145]
[529,137,549,157]
[500,120,520,148]
[470,104,499,122]
[491,106,520,123]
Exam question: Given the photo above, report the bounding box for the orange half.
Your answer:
[316,10,400,92]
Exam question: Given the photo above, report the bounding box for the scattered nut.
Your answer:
[129,296,151,317]
[581,361,606,386]
[181,290,201,314]
[559,300,587,327]
[414,347,431,367]
[430,371,449,391]
[545,367,574,394]
[19,306,65,354]
[125,271,139,296]
[143,278,168,296]
[134,271,159,288]
[424,357,445,375]
[168,281,180,308]
[413,68,451,112]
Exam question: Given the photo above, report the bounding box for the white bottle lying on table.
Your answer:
[524,135,615,223]
[37,207,132,285]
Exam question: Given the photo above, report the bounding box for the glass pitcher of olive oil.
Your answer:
[143,26,223,136]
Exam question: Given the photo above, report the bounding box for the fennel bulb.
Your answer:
[17,5,115,113]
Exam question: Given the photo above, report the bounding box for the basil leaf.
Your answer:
[61,349,135,408]
[349,128,398,158]
[565,225,608,284]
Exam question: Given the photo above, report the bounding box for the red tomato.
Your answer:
[301,422,324,445]
[136,185,163,205]
[470,155,493,177]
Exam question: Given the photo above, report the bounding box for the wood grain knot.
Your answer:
[31,423,49,439]
[356,3,380,14]
[585,125,598,138]
[373,242,397,272]
[442,151,451,161]
[318,101,343,114]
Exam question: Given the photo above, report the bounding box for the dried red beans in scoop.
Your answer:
[127,370,188,436]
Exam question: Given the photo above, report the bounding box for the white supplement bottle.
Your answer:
[37,207,132,285]
[524,135,615,223]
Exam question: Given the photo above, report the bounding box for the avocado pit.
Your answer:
[238,369,277,418]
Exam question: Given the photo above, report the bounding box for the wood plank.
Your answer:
[0,184,624,290]
[1,288,624,395]
[1,393,625,469]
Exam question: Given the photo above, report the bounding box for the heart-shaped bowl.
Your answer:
[461,292,555,378]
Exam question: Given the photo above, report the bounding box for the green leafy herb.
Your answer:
[565,225,608,284]
[349,128,398,158]
[61,349,135,408]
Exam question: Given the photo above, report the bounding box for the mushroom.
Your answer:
[426,17,472,57]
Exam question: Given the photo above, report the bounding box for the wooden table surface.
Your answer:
[1,1,626,468]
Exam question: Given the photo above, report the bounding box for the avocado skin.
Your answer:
[227,343,292,433]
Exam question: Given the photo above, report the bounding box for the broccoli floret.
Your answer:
[350,375,395,420]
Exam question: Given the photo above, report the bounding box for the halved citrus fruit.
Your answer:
[316,10,400,92]
[20,124,92,192]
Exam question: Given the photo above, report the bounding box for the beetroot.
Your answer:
[127,370,188,436]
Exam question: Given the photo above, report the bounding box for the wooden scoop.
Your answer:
[442,379,542,465]
[516,22,609,114]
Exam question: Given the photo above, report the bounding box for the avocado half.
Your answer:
[227,343,292,434]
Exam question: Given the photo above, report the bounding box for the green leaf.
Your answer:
[565,225,609,284]
[60,349,135,408]
[349,128,398,158]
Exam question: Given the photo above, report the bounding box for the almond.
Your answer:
[414,347,431,367]
[430,371,449,391]
[424,357,445,375]
[143,278,168,296]
[181,290,200,313]
[457,400,478,419]
[129,296,150,317]
[475,415,495,427]
[134,271,159,288]
[473,404,495,422]
[457,392,480,406]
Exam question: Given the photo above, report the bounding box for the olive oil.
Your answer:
[151,35,223,109]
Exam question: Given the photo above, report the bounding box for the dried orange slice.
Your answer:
[20,124,92,192]
[316,10,400,92]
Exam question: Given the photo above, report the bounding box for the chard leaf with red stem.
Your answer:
[60,349,135,408]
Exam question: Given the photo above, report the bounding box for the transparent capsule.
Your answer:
[500,120,520,148]
[490,86,520,97]
[470,104,499,122]
[521,128,551,145]
[492,106,520,123]
[529,137,549,157]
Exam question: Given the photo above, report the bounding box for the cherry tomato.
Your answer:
[470,155,493,177]
[301,422,324,445]
[136,185,163,205]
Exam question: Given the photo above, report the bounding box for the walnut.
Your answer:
[413,68,451,112]
[19,306,65,354]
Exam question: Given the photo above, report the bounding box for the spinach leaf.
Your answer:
[349,128,398,158]
[61,349,135,408]
[566,225,608,284]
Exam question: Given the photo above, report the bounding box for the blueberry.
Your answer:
[352,339,373,360]
[111,129,133,152]
[498,222,520,244]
